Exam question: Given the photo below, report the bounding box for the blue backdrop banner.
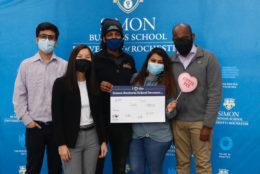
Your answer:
[0,0,260,174]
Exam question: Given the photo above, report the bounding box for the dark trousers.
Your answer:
[96,125,132,174]
[25,122,62,174]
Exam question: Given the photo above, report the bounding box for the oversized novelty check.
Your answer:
[110,86,165,123]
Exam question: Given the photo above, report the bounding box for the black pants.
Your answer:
[96,125,132,174]
[25,122,62,174]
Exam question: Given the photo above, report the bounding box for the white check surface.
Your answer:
[111,96,165,123]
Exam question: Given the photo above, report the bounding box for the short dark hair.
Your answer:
[36,22,59,40]
[172,23,192,36]
[131,47,176,98]
[64,44,99,95]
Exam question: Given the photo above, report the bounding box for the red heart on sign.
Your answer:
[178,72,198,93]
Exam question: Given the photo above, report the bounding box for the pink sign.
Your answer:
[178,72,198,93]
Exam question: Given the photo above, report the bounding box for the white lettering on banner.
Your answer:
[216,98,249,126]
[14,149,27,155]
[122,17,156,31]
[218,111,239,117]
[73,17,174,54]
[4,114,21,123]
[222,82,238,89]
[130,33,167,41]
[218,153,232,159]
[89,34,101,41]
[218,169,229,174]
[99,17,155,32]
[124,44,175,52]
[89,45,100,53]
[165,144,175,157]
[216,111,249,126]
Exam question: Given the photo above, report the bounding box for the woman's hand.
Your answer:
[167,100,178,113]
[100,81,113,93]
[58,145,71,162]
[98,142,108,158]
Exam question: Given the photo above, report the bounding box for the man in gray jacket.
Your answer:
[170,23,222,174]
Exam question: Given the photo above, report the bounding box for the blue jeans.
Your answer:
[129,138,172,174]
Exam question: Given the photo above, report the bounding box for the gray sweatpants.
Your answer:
[62,128,100,174]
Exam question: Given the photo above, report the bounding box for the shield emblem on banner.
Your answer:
[113,0,143,13]
[19,166,26,174]
[223,98,235,110]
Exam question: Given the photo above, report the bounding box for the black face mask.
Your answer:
[174,38,193,56]
[75,59,91,72]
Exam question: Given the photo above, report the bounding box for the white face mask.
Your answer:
[38,39,55,54]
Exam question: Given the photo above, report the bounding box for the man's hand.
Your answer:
[167,100,178,113]
[99,142,108,158]
[200,126,212,141]
[26,121,42,129]
[100,81,113,93]
[58,145,71,162]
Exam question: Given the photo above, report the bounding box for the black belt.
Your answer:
[80,124,95,131]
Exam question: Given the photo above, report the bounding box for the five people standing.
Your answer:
[13,20,222,174]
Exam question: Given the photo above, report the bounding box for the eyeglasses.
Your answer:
[38,34,56,41]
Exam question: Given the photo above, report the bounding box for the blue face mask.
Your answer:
[106,39,122,51]
[147,62,164,75]
[38,39,55,54]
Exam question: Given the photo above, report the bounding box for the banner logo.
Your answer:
[19,166,26,174]
[219,136,233,151]
[125,163,131,173]
[218,169,229,174]
[223,98,235,110]
[113,0,143,13]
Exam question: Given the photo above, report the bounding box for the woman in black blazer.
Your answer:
[52,44,107,174]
